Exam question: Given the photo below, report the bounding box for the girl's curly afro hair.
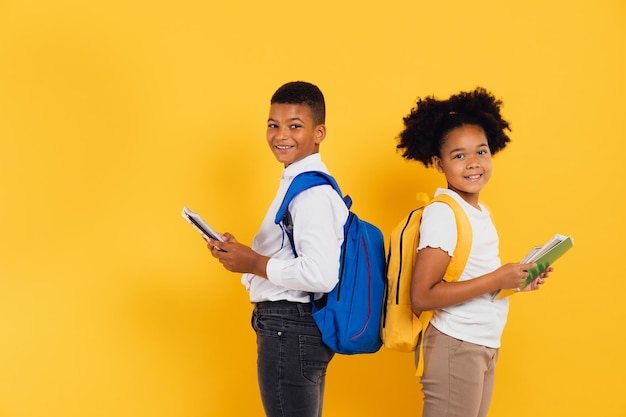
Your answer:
[396,87,511,167]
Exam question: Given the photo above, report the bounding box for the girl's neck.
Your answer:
[447,186,481,210]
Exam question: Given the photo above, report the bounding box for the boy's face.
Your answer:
[432,124,492,206]
[267,103,326,167]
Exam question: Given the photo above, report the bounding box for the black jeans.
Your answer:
[252,301,334,417]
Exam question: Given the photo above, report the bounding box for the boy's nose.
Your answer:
[277,126,290,139]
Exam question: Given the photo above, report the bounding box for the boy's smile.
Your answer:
[267,103,326,167]
[433,124,492,208]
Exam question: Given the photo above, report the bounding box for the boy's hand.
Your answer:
[207,232,235,256]
[207,233,270,278]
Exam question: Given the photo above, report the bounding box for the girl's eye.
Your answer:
[478,150,488,155]
[268,124,277,129]
[453,153,464,159]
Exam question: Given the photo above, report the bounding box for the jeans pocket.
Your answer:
[299,334,334,384]
[253,314,284,337]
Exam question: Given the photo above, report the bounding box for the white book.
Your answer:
[181,206,225,242]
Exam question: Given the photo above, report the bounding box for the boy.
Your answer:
[208,81,348,417]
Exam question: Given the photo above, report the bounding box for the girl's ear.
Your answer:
[433,156,444,173]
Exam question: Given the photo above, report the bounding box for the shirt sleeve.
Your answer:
[265,185,348,293]
[417,202,458,257]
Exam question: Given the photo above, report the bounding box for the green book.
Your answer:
[492,234,574,301]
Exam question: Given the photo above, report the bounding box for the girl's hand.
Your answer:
[495,262,537,290]
[521,266,553,292]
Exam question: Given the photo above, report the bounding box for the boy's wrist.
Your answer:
[254,255,270,279]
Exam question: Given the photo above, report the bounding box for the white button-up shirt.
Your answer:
[242,153,349,303]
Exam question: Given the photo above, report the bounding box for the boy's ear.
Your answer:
[315,124,326,144]
[433,156,444,173]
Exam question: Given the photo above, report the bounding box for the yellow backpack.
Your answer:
[382,193,472,375]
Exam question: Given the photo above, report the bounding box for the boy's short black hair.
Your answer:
[271,81,326,125]
[397,87,511,167]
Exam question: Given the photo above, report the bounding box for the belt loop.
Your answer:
[296,302,306,317]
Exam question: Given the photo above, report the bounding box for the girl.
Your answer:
[396,87,552,417]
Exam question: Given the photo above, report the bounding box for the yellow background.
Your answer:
[1,1,624,416]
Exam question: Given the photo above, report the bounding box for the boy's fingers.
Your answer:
[222,232,236,243]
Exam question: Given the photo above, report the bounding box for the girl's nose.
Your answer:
[466,155,480,168]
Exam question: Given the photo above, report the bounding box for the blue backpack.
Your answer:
[274,171,386,355]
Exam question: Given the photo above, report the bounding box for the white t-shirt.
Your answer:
[417,188,509,348]
[242,153,349,303]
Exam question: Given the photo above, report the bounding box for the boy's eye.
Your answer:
[289,124,302,129]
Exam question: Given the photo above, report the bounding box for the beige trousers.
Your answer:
[418,325,499,417]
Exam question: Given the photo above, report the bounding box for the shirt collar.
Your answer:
[282,153,323,179]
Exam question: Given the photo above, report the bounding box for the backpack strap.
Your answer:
[415,193,472,377]
[433,194,472,283]
[274,171,351,257]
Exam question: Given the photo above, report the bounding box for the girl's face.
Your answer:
[266,103,326,167]
[432,124,492,208]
